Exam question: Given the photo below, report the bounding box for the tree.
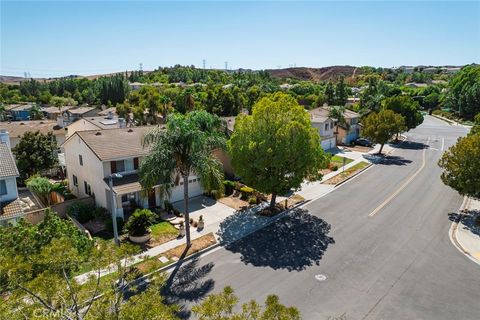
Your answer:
[328,105,347,134]
[334,77,348,105]
[438,133,480,198]
[139,111,225,246]
[446,65,480,120]
[228,93,329,210]
[362,109,406,154]
[29,104,44,120]
[26,175,54,206]
[325,81,335,105]
[12,131,58,181]
[192,286,301,320]
[470,113,480,136]
[382,95,423,131]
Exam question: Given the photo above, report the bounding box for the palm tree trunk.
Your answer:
[269,192,277,211]
[183,174,191,247]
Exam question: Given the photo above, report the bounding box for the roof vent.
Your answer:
[95,131,102,136]
[127,129,133,133]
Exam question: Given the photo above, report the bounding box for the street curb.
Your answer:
[333,163,373,188]
[448,197,480,266]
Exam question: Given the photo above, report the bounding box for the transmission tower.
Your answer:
[225,61,228,70]
[202,59,206,69]
[139,63,143,71]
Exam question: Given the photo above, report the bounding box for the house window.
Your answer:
[84,181,92,196]
[79,155,83,166]
[325,123,329,131]
[73,175,78,187]
[0,180,7,195]
[111,160,125,173]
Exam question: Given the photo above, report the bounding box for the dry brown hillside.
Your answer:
[267,66,361,82]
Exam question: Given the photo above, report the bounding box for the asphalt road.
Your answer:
[164,116,480,320]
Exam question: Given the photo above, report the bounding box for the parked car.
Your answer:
[353,138,373,147]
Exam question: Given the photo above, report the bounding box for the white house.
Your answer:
[61,127,204,218]
[0,131,24,226]
[308,107,337,151]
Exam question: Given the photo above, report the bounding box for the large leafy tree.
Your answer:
[192,286,300,320]
[139,111,225,246]
[438,133,480,199]
[334,77,348,106]
[446,65,480,120]
[12,131,58,181]
[325,81,335,105]
[228,93,329,210]
[382,95,424,131]
[470,113,480,136]
[328,105,347,134]
[362,109,406,154]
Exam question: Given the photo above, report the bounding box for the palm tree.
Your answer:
[29,104,44,120]
[139,110,225,246]
[159,95,172,124]
[328,105,347,136]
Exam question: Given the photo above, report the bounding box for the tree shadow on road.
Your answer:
[389,141,428,150]
[449,210,480,237]
[363,154,413,166]
[225,209,335,271]
[162,256,215,318]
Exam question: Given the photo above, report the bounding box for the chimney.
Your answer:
[0,129,11,148]
[106,111,113,119]
[118,118,126,128]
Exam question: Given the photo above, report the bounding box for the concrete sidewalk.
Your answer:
[454,198,480,264]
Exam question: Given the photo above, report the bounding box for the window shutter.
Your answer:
[111,161,117,174]
[133,157,139,170]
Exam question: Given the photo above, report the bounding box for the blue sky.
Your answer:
[1,1,479,77]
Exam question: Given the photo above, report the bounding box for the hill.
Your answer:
[266,66,361,82]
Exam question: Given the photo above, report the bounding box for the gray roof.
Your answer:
[68,126,155,161]
[0,142,19,178]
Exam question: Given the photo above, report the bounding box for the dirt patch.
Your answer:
[83,218,106,234]
[218,196,248,210]
[342,145,373,153]
[165,233,217,259]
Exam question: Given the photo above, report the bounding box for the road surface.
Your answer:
[164,116,480,320]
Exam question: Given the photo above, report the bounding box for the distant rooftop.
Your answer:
[68,106,96,115]
[0,120,64,138]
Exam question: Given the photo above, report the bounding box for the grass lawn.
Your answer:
[331,155,354,167]
[323,161,370,185]
[148,220,179,247]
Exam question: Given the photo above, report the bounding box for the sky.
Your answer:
[1,1,479,78]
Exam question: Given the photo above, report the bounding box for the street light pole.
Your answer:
[109,173,122,246]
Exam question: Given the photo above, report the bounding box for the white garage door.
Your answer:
[321,137,336,151]
[169,176,204,203]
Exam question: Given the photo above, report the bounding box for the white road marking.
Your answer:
[441,137,445,151]
[368,137,430,217]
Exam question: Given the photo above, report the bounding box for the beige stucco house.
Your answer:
[61,127,204,218]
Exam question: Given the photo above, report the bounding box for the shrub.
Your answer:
[248,196,257,205]
[332,165,338,171]
[67,202,95,223]
[223,180,235,196]
[240,186,254,200]
[123,209,156,236]
[164,200,174,213]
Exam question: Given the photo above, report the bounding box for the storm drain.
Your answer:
[315,274,327,281]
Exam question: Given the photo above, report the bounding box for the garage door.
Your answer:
[169,176,204,203]
[321,137,336,151]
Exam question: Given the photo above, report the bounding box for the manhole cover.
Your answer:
[315,274,327,281]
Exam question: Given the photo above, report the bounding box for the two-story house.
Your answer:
[0,131,24,226]
[308,107,337,150]
[336,108,361,145]
[62,127,204,219]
